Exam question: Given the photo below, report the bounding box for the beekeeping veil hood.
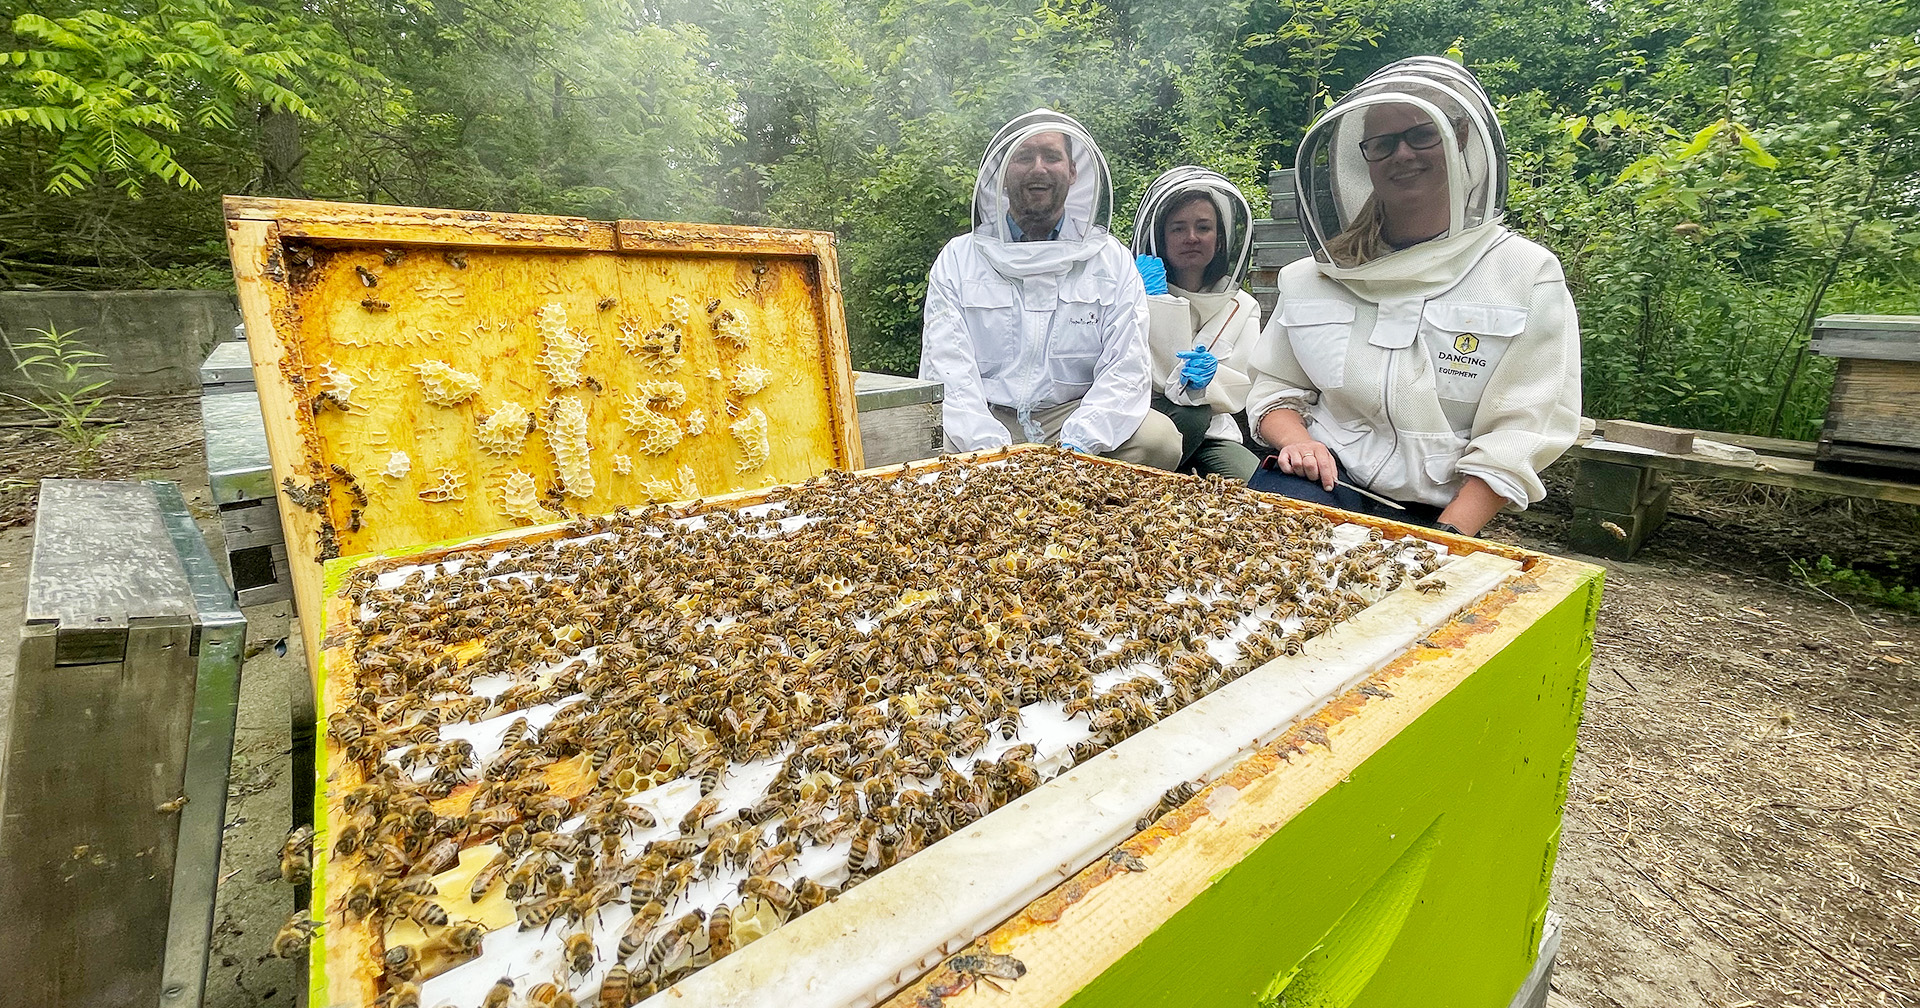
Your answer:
[1130,166,1254,297]
[971,109,1115,288]
[1296,57,1509,299]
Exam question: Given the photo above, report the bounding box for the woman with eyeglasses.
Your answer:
[1243,57,1582,536]
[1129,167,1262,480]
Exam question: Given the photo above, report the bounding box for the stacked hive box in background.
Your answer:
[202,330,295,605]
[1248,168,1309,318]
[1812,314,1920,476]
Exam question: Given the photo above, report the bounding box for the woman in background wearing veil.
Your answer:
[1131,167,1262,480]
[1245,57,1582,535]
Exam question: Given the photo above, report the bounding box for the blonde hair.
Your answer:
[1323,195,1389,267]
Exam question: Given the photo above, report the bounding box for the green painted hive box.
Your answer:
[308,447,1601,1008]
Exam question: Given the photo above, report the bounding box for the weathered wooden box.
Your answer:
[1248,168,1307,318]
[306,448,1599,1008]
[1812,314,1920,477]
[0,480,246,1008]
[224,197,864,666]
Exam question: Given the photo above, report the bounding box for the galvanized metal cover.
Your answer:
[199,340,256,389]
[200,390,275,505]
[27,480,196,630]
[853,370,943,410]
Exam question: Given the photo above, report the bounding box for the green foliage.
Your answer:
[1791,556,1920,615]
[2,0,367,196]
[0,0,1913,435]
[1,324,115,462]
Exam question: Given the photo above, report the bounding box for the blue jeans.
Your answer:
[1247,455,1447,528]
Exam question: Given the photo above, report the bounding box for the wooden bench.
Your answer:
[1563,429,1920,559]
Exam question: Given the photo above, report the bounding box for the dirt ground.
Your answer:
[1,402,1916,1008]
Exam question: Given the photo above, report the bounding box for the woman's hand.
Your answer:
[1274,439,1338,491]
[1258,408,1338,491]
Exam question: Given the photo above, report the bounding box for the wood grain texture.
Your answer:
[1565,439,1920,504]
[1823,358,1920,446]
[223,197,858,670]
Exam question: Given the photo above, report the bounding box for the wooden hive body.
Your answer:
[1812,314,1920,476]
[224,197,860,667]
[308,448,1600,1008]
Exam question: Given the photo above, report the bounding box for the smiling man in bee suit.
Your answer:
[919,110,1182,469]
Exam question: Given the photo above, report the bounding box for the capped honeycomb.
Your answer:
[535,303,589,388]
[729,407,769,473]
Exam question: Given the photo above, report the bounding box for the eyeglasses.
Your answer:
[1358,122,1444,162]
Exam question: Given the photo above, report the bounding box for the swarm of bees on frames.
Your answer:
[329,450,1445,1006]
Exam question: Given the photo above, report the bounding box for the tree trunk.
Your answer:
[258,105,308,198]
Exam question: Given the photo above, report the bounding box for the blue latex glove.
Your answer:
[1177,345,1218,388]
[1134,254,1168,295]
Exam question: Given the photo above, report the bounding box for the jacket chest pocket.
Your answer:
[961,281,1020,373]
[1046,296,1106,391]
[1281,299,1357,390]
[1423,301,1527,403]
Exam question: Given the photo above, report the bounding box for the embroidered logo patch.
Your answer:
[1453,333,1481,355]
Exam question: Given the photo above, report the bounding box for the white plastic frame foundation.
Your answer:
[651,550,1520,1008]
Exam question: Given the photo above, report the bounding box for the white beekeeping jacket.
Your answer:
[1246,58,1581,507]
[1131,166,1262,443]
[920,110,1152,453]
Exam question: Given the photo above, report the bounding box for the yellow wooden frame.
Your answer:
[224,197,860,669]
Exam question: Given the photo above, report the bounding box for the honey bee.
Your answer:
[564,931,596,975]
[269,912,318,959]
[642,909,705,974]
[678,796,721,834]
[387,981,421,1008]
[516,893,567,931]
[361,298,391,312]
[738,875,795,919]
[706,903,736,962]
[341,877,376,920]
[597,965,631,1008]
[618,899,666,958]
[382,942,421,980]
[280,824,314,885]
[469,848,512,902]
[482,977,515,1008]
[443,251,468,269]
[388,891,448,928]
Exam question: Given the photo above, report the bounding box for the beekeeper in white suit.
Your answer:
[1131,166,1263,480]
[920,109,1181,469]
[1246,57,1581,535]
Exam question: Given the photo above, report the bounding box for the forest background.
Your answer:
[2,0,1916,439]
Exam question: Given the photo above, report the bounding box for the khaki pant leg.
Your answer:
[987,402,1079,446]
[1105,410,1182,472]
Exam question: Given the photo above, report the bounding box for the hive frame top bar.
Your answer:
[225,196,839,255]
